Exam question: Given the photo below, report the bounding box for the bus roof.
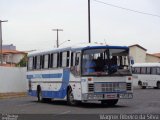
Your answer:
[132,63,160,67]
[28,43,129,57]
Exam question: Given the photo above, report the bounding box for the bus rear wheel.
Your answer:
[157,82,160,89]
[67,88,77,105]
[101,99,118,106]
[37,89,43,102]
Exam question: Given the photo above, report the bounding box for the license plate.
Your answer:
[119,93,133,99]
[105,94,117,99]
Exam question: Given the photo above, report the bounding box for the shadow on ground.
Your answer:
[32,100,127,109]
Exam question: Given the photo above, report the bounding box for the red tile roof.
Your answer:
[1,50,27,55]
[152,53,160,57]
[147,53,160,58]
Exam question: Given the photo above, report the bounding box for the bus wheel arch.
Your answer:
[138,81,142,86]
[138,81,146,89]
[67,85,77,105]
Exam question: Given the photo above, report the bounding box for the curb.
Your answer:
[0,92,27,99]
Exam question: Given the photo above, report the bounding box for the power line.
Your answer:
[93,0,160,18]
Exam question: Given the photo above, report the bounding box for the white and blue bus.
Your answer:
[27,44,133,106]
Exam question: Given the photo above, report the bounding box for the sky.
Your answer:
[0,0,160,53]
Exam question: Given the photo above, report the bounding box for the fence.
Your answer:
[0,66,27,94]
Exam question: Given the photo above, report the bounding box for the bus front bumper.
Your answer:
[82,93,133,101]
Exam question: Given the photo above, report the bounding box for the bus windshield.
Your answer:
[82,48,131,76]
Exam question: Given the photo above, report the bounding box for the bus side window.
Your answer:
[33,56,37,70]
[50,53,53,68]
[59,52,62,67]
[62,52,67,67]
[141,67,146,74]
[28,57,33,70]
[151,67,157,75]
[67,51,70,67]
[36,56,41,69]
[70,52,81,76]
[53,53,58,68]
[71,52,73,66]
[134,67,140,74]
[146,67,151,74]
[157,67,160,75]
[75,53,81,75]
[44,54,49,69]
[41,55,44,69]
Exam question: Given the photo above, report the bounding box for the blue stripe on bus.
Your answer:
[28,68,70,99]
[27,73,62,79]
[82,46,129,50]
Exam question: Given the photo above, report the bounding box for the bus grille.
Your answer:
[94,82,126,93]
[126,83,132,91]
[88,84,94,92]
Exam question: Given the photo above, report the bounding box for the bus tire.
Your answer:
[37,86,43,102]
[138,81,146,89]
[157,82,160,89]
[101,99,118,106]
[67,87,77,105]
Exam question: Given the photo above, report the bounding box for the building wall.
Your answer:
[3,54,24,64]
[13,54,24,64]
[146,54,160,63]
[0,67,27,93]
[129,46,146,63]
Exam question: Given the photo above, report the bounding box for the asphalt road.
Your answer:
[0,88,160,120]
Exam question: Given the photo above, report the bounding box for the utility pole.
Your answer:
[52,29,63,48]
[0,20,8,65]
[88,0,91,43]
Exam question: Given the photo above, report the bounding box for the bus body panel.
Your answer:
[27,44,133,103]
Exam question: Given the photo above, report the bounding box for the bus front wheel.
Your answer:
[67,87,77,105]
[101,99,118,106]
[138,81,146,89]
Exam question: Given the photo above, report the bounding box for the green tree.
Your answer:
[16,54,27,67]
